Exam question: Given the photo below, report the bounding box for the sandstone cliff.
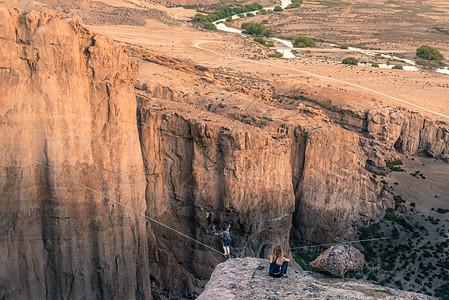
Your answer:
[198,258,434,300]
[0,8,150,299]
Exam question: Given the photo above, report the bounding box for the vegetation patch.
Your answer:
[416,45,444,60]
[192,2,263,29]
[294,251,319,271]
[437,208,449,214]
[342,57,359,65]
[289,36,316,47]
[386,160,404,172]
[286,0,303,9]
[268,51,283,58]
[241,22,273,36]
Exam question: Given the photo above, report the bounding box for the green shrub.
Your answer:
[273,5,283,11]
[294,250,319,271]
[393,195,405,205]
[416,45,444,60]
[385,208,399,222]
[372,63,379,67]
[386,160,403,171]
[342,57,359,65]
[286,0,303,9]
[254,37,266,45]
[225,16,232,22]
[203,22,217,30]
[290,35,316,47]
[340,43,349,49]
[246,12,254,17]
[266,42,275,47]
[367,272,378,281]
[268,51,283,58]
[437,208,449,214]
[392,65,403,69]
[392,227,400,239]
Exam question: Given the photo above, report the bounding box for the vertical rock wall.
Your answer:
[0,9,150,299]
[138,96,295,298]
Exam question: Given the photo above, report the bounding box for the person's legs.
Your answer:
[225,246,230,255]
[281,261,288,275]
[223,245,228,255]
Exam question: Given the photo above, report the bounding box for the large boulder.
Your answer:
[309,245,365,277]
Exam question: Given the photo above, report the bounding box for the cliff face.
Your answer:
[138,94,295,297]
[198,258,434,300]
[0,9,150,299]
[278,84,449,165]
[135,55,391,248]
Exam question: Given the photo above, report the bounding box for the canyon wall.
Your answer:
[135,62,391,248]
[0,9,150,299]
[138,94,295,297]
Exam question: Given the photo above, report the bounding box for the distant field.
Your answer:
[258,0,449,53]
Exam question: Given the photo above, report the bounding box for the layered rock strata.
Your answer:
[278,84,449,164]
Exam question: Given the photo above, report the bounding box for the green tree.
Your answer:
[203,22,217,30]
[416,45,444,60]
[273,6,283,11]
[340,43,349,49]
[290,36,315,47]
[342,57,359,65]
[241,22,272,36]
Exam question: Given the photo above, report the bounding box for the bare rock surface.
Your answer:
[309,245,365,277]
[0,8,150,299]
[197,257,433,300]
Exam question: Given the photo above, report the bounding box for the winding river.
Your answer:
[211,1,448,75]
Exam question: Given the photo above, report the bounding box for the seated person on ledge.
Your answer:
[269,245,290,278]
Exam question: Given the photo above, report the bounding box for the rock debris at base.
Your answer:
[197,258,434,300]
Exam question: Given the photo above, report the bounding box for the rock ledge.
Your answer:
[197,258,433,299]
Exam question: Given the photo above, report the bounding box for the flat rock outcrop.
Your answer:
[197,257,433,300]
[0,8,150,299]
[309,245,365,277]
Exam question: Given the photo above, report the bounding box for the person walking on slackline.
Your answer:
[215,224,231,257]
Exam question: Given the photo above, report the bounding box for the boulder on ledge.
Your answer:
[309,244,365,277]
